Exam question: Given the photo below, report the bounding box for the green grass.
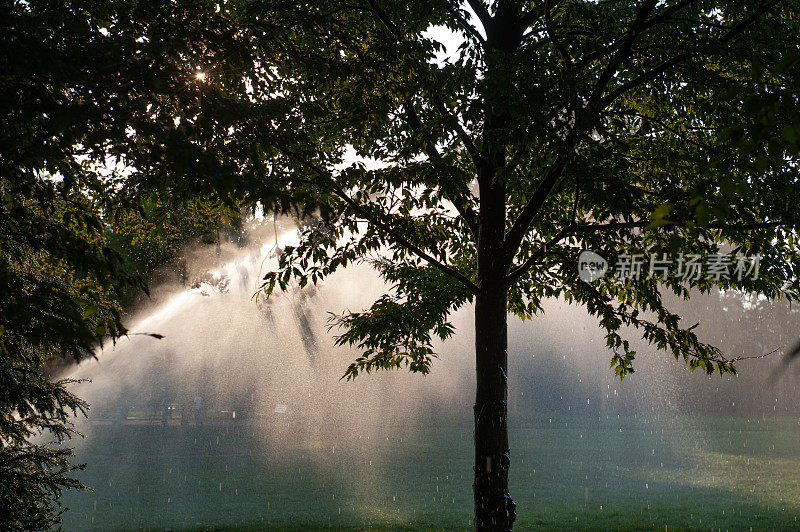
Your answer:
[60,412,800,530]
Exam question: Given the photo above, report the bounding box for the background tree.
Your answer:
[108,197,246,308]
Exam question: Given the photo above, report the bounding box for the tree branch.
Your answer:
[428,92,481,166]
[278,146,479,294]
[572,220,787,232]
[466,0,492,32]
[641,0,702,30]
[601,0,783,108]
[505,0,784,271]
[366,0,400,34]
[587,0,659,108]
[718,0,783,44]
[403,100,479,236]
[367,0,482,168]
[503,2,658,267]
[505,224,572,285]
[441,0,486,45]
[519,1,547,29]
[505,218,788,285]
[544,0,573,74]
[502,150,572,265]
[600,52,691,106]
[573,1,699,72]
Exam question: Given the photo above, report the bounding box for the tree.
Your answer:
[0,2,148,528]
[148,2,799,528]
[18,0,800,529]
[108,196,246,308]
[0,1,308,526]
[0,135,132,531]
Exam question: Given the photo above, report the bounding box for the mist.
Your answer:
[58,221,800,529]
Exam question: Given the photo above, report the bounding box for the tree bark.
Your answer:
[473,8,523,528]
[473,282,515,530]
[473,147,514,528]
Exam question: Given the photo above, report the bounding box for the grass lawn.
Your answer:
[60,412,800,530]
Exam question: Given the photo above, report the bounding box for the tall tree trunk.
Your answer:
[473,148,514,528]
[474,8,523,527]
[473,283,515,530]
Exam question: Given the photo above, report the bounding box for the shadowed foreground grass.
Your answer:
[60,412,800,530]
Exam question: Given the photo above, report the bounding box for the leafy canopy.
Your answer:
[1,1,152,528]
[12,0,800,389]
[226,1,800,378]
[74,0,800,379]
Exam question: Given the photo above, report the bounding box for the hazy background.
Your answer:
[57,221,800,530]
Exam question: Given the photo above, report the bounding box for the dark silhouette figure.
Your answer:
[193,394,203,426]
